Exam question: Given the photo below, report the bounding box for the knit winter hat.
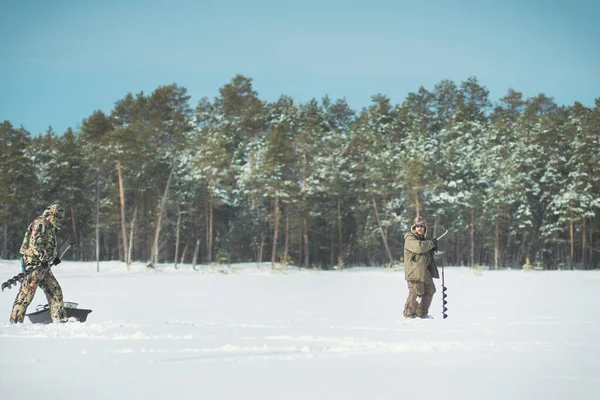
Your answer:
[413,216,427,227]
[411,216,428,233]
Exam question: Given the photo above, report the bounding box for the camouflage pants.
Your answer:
[404,268,436,318]
[10,266,66,323]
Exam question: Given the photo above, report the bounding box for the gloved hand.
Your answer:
[40,261,49,268]
[432,238,438,253]
[53,257,61,266]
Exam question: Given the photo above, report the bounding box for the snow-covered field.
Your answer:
[1,260,598,400]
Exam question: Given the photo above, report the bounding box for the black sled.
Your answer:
[26,301,92,324]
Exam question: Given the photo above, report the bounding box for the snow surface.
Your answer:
[1,261,599,400]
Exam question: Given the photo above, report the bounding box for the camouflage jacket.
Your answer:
[404,227,439,282]
[19,215,58,266]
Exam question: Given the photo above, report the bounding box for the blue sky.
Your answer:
[1,0,599,135]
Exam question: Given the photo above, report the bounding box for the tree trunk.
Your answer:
[302,152,309,269]
[180,237,190,264]
[569,202,574,264]
[494,213,500,270]
[382,195,388,239]
[271,193,280,267]
[303,215,309,268]
[370,185,394,265]
[69,200,78,259]
[298,229,302,268]
[1,129,6,259]
[174,205,181,269]
[519,232,528,267]
[456,237,460,266]
[2,199,7,259]
[117,159,129,265]
[205,202,209,263]
[284,215,289,267]
[330,227,335,266]
[208,176,214,264]
[67,161,78,259]
[337,193,343,258]
[590,219,595,270]
[581,217,586,268]
[96,171,100,272]
[415,190,420,217]
[258,235,265,270]
[151,157,177,266]
[127,204,138,266]
[470,208,475,267]
[192,238,200,271]
[206,177,214,264]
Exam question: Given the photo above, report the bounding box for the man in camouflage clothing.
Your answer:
[10,202,68,323]
[403,216,439,318]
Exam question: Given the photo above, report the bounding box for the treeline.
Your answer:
[1,75,599,270]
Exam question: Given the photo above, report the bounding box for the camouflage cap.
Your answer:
[44,202,65,221]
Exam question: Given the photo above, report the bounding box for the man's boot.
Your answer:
[403,293,418,318]
[417,295,433,318]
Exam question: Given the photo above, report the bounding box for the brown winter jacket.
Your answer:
[404,226,440,282]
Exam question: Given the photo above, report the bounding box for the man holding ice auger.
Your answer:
[9,202,68,323]
[403,216,440,318]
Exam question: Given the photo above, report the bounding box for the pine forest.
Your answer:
[1,75,599,270]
